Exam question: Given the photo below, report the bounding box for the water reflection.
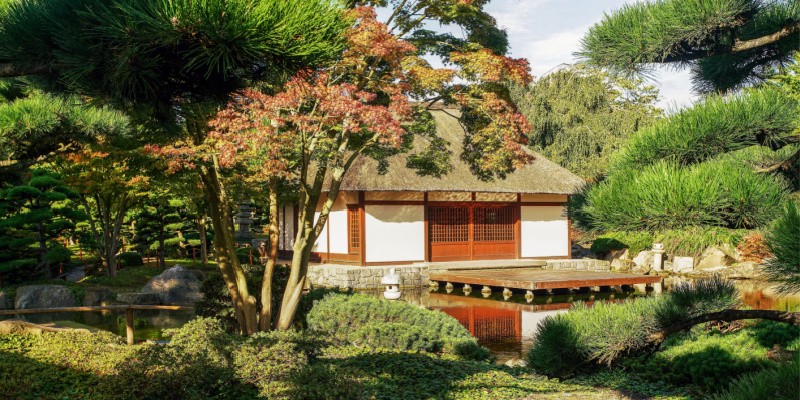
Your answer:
[376,280,800,363]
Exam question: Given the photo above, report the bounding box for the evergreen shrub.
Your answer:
[762,202,800,295]
[590,227,750,260]
[623,323,792,393]
[307,292,490,360]
[116,252,143,267]
[713,354,800,400]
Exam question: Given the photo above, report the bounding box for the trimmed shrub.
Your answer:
[306,292,490,360]
[762,202,800,295]
[235,247,260,265]
[590,227,750,260]
[116,252,143,267]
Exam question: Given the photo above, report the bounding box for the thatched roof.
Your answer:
[324,110,586,194]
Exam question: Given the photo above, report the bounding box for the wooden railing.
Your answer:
[0,305,193,345]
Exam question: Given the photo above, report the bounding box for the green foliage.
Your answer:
[235,246,260,266]
[116,252,143,267]
[762,201,800,295]
[654,276,740,327]
[577,0,799,93]
[307,292,490,360]
[613,87,799,171]
[509,64,662,178]
[0,169,86,282]
[581,159,789,232]
[591,227,750,260]
[624,325,781,393]
[0,0,350,117]
[713,354,800,400]
[528,277,745,378]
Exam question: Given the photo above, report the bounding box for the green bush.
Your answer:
[762,202,800,295]
[581,159,789,232]
[624,327,778,393]
[307,292,490,360]
[713,354,800,400]
[235,247,260,265]
[116,252,143,267]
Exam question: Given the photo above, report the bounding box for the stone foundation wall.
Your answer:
[307,264,429,290]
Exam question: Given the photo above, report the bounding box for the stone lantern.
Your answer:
[381,268,402,300]
[652,243,665,271]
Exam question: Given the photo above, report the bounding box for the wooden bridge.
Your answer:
[429,268,662,296]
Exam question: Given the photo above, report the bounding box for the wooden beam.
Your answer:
[359,191,366,266]
[424,192,430,262]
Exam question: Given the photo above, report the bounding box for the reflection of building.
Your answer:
[277,110,584,265]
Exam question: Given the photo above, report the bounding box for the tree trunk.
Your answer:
[199,160,258,335]
[259,177,279,331]
[198,212,208,265]
[158,224,167,269]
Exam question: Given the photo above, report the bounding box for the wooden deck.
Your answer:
[430,268,661,291]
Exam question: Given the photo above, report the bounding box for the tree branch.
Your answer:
[756,148,800,174]
[733,22,800,52]
[648,309,800,346]
[0,63,56,78]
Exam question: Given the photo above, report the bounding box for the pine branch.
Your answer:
[647,309,800,346]
[756,148,800,173]
[733,22,800,52]
[0,63,55,78]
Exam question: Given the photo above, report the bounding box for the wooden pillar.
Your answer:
[126,308,135,345]
[515,193,521,259]
[358,191,366,266]
[515,310,522,339]
[567,195,572,259]
[423,192,430,262]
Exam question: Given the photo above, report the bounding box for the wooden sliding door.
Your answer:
[429,204,517,262]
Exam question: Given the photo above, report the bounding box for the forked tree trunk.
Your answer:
[199,160,258,335]
[259,177,279,331]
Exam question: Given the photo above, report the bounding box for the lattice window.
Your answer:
[348,205,360,253]
[473,206,515,242]
[429,206,469,242]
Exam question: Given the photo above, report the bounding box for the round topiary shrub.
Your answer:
[306,292,490,361]
[116,252,143,267]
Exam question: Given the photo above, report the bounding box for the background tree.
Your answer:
[509,64,662,179]
[54,149,150,277]
[0,169,86,281]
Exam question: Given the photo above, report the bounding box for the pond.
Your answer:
[3,276,798,363]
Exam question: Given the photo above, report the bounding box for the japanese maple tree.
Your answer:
[152,5,534,331]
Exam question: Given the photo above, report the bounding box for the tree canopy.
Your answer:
[509,65,662,179]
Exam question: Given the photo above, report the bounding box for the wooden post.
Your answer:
[249,248,252,265]
[59,263,64,275]
[126,308,135,345]
[79,247,82,261]
[147,249,150,267]
[193,247,196,264]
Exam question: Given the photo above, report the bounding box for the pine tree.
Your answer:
[0,169,86,281]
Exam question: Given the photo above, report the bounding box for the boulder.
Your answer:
[116,292,161,305]
[15,285,76,309]
[140,265,202,304]
[632,251,655,269]
[728,261,761,279]
[504,358,529,368]
[696,246,736,270]
[0,319,71,335]
[83,287,112,306]
[0,291,13,310]
[671,257,695,274]
[604,248,630,261]
[631,263,652,275]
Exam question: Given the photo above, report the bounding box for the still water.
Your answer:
[386,277,800,363]
[3,277,797,362]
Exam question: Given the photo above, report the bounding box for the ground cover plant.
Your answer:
[0,317,649,400]
[589,227,750,260]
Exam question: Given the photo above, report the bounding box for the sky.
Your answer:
[483,0,698,111]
